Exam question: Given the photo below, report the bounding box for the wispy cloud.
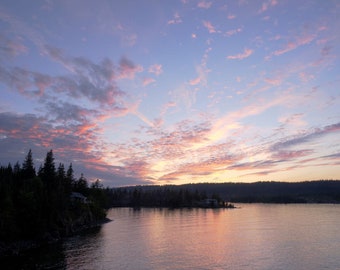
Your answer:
[167,12,182,25]
[189,47,211,86]
[271,122,340,152]
[271,34,316,57]
[198,1,212,9]
[122,33,138,47]
[148,64,163,76]
[271,149,314,160]
[225,27,242,37]
[258,0,278,13]
[42,45,127,107]
[143,77,155,86]
[203,20,216,33]
[0,35,27,58]
[228,160,282,171]
[0,7,46,52]
[227,48,253,60]
[117,57,143,79]
[0,111,96,160]
[322,152,340,160]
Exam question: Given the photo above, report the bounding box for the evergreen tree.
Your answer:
[57,163,65,179]
[41,150,56,183]
[0,149,109,244]
[61,163,74,196]
[74,173,88,195]
[66,163,74,181]
[22,149,36,179]
[13,162,21,175]
[7,163,13,174]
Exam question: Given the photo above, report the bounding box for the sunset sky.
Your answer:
[0,0,339,186]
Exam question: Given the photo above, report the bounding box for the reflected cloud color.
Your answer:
[0,1,339,186]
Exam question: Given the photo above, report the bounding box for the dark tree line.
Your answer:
[0,150,109,242]
[109,186,229,208]
[109,180,340,206]
[179,181,340,203]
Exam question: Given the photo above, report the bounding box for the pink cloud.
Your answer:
[264,77,281,86]
[0,36,28,57]
[160,101,177,116]
[143,77,155,86]
[228,160,280,171]
[272,149,313,160]
[299,72,315,83]
[271,122,340,153]
[168,12,182,25]
[227,48,253,60]
[122,33,137,47]
[189,61,209,86]
[189,77,201,86]
[158,148,240,181]
[198,1,212,9]
[203,21,216,33]
[117,57,143,79]
[258,0,278,13]
[227,14,236,20]
[121,159,152,179]
[148,64,163,75]
[225,27,242,37]
[278,113,306,129]
[272,34,315,56]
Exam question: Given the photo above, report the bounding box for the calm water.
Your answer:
[3,204,340,269]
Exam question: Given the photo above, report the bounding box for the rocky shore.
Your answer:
[0,216,111,257]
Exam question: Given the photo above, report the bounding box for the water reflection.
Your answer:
[1,242,66,270]
[1,227,102,270]
[63,227,104,270]
[2,205,340,270]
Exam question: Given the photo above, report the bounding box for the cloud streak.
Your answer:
[227,48,253,60]
[203,21,216,33]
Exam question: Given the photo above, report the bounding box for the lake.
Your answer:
[2,204,340,269]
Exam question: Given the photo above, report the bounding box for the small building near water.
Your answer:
[200,198,219,208]
[71,192,88,204]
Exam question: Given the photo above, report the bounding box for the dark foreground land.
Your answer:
[1,150,339,257]
[0,150,109,257]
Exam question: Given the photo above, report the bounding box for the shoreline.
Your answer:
[0,217,112,258]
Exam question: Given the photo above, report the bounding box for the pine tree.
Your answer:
[57,163,65,179]
[22,149,36,179]
[41,150,56,182]
[66,163,74,182]
[13,162,21,175]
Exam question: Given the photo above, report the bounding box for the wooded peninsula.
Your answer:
[1,149,339,256]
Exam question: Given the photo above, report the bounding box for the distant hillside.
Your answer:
[113,180,340,204]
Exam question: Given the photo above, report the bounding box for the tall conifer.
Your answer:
[22,149,36,179]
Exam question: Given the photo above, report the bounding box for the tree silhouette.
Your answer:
[40,149,56,182]
[0,149,109,245]
[57,163,65,179]
[22,149,36,179]
[66,163,74,182]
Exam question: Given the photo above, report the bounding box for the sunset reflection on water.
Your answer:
[5,205,339,270]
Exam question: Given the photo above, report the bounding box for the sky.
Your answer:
[0,0,339,186]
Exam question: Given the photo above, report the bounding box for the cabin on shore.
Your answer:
[200,198,219,208]
[71,192,88,204]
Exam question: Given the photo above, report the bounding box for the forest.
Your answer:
[0,149,109,249]
[114,180,340,205]
[109,185,234,208]
[1,149,339,256]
